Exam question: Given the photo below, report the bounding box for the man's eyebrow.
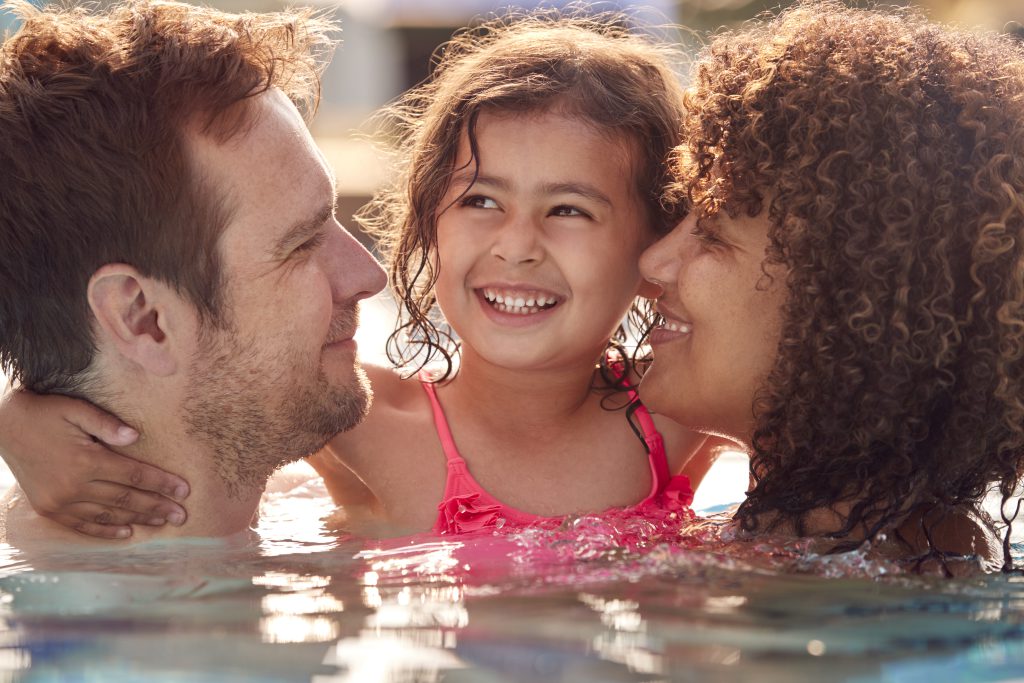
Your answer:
[274,202,333,255]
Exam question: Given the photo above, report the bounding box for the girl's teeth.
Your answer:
[481,288,559,314]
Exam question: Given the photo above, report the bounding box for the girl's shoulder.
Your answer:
[327,363,437,459]
[324,363,450,529]
[362,363,425,413]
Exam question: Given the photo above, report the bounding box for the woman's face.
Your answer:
[638,209,788,443]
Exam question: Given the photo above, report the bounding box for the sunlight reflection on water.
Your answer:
[0,461,1021,682]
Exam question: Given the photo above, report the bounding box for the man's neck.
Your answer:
[4,427,269,547]
[113,429,267,541]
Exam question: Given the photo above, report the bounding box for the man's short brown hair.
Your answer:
[0,0,334,392]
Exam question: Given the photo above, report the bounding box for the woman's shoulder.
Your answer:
[765,502,1003,574]
[890,505,1003,572]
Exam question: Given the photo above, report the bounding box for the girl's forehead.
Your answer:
[461,107,642,172]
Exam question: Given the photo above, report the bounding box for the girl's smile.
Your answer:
[475,285,565,326]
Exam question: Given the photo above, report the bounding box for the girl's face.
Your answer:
[433,109,654,372]
[638,210,787,443]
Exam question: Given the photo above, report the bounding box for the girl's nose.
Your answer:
[490,214,543,264]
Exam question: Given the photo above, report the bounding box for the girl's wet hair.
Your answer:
[359,10,688,381]
[672,0,1024,571]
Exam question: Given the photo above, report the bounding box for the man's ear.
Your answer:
[87,264,183,377]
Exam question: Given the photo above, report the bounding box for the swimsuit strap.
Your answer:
[622,378,661,445]
[419,372,465,465]
[605,352,672,494]
[605,351,661,445]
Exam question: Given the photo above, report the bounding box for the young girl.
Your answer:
[0,13,716,538]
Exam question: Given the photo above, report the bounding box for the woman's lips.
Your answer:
[649,313,692,345]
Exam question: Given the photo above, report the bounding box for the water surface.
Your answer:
[0,464,1021,683]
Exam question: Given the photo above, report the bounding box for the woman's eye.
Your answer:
[691,228,724,249]
[461,195,499,210]
[550,205,590,219]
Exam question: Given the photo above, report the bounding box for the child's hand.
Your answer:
[0,390,190,539]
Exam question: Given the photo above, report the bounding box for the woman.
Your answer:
[640,0,1024,573]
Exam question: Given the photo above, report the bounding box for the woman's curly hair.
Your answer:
[671,0,1024,571]
[358,10,688,381]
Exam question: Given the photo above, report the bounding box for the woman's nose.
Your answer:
[639,214,692,291]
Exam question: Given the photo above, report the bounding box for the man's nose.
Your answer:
[323,222,387,302]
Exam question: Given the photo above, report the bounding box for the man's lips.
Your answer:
[324,306,360,347]
[324,335,356,347]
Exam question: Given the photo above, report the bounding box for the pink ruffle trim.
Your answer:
[436,493,506,535]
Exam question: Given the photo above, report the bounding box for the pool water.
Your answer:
[0,461,1022,683]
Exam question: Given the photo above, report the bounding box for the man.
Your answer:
[0,0,386,543]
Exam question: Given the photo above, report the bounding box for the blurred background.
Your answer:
[4,0,1018,235]
[318,0,1024,230]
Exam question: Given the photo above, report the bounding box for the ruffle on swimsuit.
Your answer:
[423,367,693,535]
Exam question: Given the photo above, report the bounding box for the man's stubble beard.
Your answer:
[181,305,370,500]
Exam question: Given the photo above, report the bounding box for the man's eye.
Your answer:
[460,195,499,210]
[294,232,327,253]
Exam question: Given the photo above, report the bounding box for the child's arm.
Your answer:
[0,389,190,538]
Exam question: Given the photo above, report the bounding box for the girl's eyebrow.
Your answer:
[450,171,612,207]
[449,171,508,191]
[540,182,612,208]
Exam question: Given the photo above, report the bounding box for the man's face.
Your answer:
[181,91,386,497]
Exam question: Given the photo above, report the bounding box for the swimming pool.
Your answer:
[0,458,1021,683]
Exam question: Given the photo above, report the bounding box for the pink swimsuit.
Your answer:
[423,371,693,535]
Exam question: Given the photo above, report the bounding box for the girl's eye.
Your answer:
[550,205,591,219]
[461,195,499,210]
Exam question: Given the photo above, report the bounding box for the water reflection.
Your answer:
[0,475,1019,681]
